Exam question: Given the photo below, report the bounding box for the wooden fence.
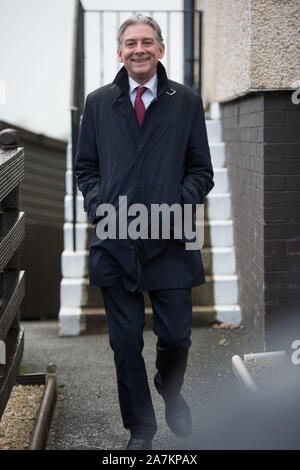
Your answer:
[0,135,25,418]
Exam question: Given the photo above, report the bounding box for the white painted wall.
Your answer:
[0,0,183,141]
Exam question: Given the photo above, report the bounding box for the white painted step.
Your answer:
[202,247,236,274]
[66,194,232,224]
[66,169,81,196]
[203,220,234,247]
[60,278,104,308]
[192,274,238,306]
[58,303,241,336]
[63,219,235,251]
[206,119,222,143]
[209,102,221,120]
[65,195,87,223]
[209,142,226,168]
[66,143,73,170]
[64,222,90,251]
[211,168,228,193]
[61,250,89,277]
[205,193,232,220]
[192,305,241,325]
[61,246,236,277]
[61,274,238,310]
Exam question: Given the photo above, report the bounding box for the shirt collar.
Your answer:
[128,73,158,96]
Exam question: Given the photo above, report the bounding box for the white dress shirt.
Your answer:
[128,74,158,110]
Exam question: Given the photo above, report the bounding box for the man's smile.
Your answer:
[131,58,150,63]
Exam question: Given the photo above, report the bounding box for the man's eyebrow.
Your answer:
[124,37,155,43]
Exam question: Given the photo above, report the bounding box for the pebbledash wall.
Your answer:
[220,91,300,351]
[199,0,300,350]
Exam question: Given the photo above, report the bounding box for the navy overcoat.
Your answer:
[75,61,214,293]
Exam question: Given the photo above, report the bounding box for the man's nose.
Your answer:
[135,42,145,54]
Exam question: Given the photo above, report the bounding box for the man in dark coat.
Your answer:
[75,14,214,450]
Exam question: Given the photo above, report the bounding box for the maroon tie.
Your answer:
[134,86,147,127]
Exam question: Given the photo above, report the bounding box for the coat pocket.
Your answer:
[85,179,107,225]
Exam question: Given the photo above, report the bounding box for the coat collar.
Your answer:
[112,61,171,102]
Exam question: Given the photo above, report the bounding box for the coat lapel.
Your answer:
[111,67,140,150]
[110,62,176,154]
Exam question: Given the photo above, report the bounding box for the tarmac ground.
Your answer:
[20,319,300,450]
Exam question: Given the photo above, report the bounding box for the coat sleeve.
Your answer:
[180,96,214,209]
[74,94,101,225]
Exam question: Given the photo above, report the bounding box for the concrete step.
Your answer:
[143,274,238,307]
[66,169,81,196]
[203,220,234,247]
[206,119,222,143]
[64,222,90,251]
[211,168,229,194]
[65,192,232,224]
[209,142,226,168]
[61,245,236,278]
[58,303,241,336]
[192,274,238,306]
[65,195,87,223]
[63,219,235,251]
[66,146,227,197]
[66,188,232,224]
[60,278,105,308]
[205,193,232,220]
[61,250,89,277]
[202,247,236,274]
[66,143,72,171]
[61,273,238,310]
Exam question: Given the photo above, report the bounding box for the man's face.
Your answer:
[117,24,165,84]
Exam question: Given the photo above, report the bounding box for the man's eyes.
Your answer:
[125,41,154,46]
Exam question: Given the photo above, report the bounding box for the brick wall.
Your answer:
[221,91,300,351]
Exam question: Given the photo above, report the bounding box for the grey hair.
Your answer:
[117,13,164,50]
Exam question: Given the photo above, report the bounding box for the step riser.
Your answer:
[63,221,234,251]
[60,280,105,308]
[192,278,238,305]
[61,248,236,278]
[205,195,232,220]
[210,147,226,169]
[211,169,228,194]
[64,196,232,230]
[202,249,236,274]
[206,120,222,143]
[66,168,229,196]
[61,276,238,309]
[58,305,241,336]
[204,223,234,247]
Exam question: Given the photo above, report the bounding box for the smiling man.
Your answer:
[75,14,214,450]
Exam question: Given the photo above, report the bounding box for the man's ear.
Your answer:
[117,49,124,63]
[158,43,165,60]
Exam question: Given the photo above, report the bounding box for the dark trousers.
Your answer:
[100,286,193,440]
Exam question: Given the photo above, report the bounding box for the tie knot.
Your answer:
[136,86,147,98]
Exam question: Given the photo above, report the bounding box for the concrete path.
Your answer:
[20,320,259,450]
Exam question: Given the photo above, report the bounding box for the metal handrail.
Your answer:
[69,1,203,251]
[70,0,85,251]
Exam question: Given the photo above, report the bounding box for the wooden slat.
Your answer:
[0,147,23,170]
[0,149,24,203]
[0,271,25,341]
[0,327,24,419]
[15,373,46,385]
[0,212,25,271]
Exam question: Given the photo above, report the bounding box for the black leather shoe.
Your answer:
[154,372,192,439]
[126,437,152,450]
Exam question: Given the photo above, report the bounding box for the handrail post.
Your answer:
[184,0,195,89]
[70,0,85,251]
